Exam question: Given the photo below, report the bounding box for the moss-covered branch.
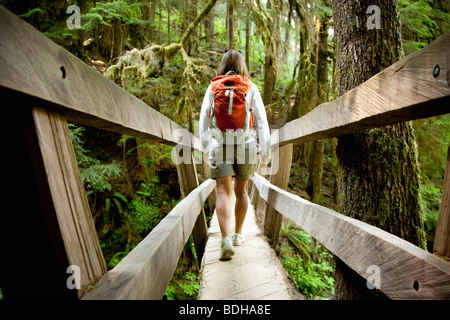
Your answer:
[106,0,218,132]
[149,0,218,61]
[180,0,219,46]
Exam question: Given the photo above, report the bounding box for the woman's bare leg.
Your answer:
[215,176,233,239]
[234,179,249,235]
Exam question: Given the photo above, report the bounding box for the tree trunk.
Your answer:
[263,0,279,105]
[182,0,198,54]
[307,11,329,203]
[245,11,250,71]
[204,3,216,50]
[74,0,89,60]
[332,0,427,300]
[282,1,293,64]
[309,5,332,202]
[167,1,171,43]
[227,0,234,49]
[263,56,276,105]
[149,0,157,42]
[111,17,124,60]
[289,12,310,165]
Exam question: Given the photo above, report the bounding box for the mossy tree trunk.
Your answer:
[149,0,157,42]
[182,0,198,55]
[289,24,308,165]
[245,11,251,71]
[204,3,216,51]
[111,17,124,61]
[263,0,280,105]
[332,0,427,299]
[227,0,235,49]
[307,7,330,203]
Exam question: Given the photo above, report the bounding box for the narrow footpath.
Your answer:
[198,189,294,300]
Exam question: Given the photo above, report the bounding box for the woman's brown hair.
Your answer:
[216,49,249,78]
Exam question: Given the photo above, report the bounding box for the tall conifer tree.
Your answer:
[332,0,427,299]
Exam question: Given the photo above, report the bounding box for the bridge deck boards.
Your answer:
[198,190,294,300]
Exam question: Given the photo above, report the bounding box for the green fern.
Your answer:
[281,223,335,299]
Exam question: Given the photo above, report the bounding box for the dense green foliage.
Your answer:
[413,115,450,251]
[2,0,448,300]
[399,0,450,54]
[69,124,180,265]
[281,223,335,299]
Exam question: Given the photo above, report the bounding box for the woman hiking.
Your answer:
[199,49,271,261]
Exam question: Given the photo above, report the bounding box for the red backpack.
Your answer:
[208,72,254,144]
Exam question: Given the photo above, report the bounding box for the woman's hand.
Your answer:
[260,154,271,168]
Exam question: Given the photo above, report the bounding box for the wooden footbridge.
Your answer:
[1,6,450,300]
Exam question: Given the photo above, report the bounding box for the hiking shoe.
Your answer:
[219,237,235,261]
[232,233,245,246]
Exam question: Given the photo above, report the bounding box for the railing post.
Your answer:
[32,106,107,295]
[1,104,106,299]
[434,143,450,260]
[249,162,261,212]
[176,149,208,264]
[264,143,293,248]
[202,156,216,215]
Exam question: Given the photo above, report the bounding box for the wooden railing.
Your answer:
[0,6,211,299]
[0,5,449,300]
[82,179,215,299]
[251,30,450,299]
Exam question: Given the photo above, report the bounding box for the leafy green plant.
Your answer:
[399,0,450,55]
[81,162,124,193]
[108,251,129,269]
[413,115,449,251]
[137,180,162,201]
[70,123,126,234]
[82,0,145,30]
[125,198,161,237]
[421,183,442,251]
[280,223,335,299]
[69,122,182,269]
[69,124,125,192]
[165,271,200,300]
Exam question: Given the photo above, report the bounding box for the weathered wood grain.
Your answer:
[32,106,107,297]
[276,31,450,146]
[2,101,82,299]
[176,150,209,264]
[434,143,450,260]
[0,6,200,151]
[82,179,215,300]
[263,143,293,248]
[252,173,450,299]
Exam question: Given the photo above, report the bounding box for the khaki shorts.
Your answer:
[209,143,257,181]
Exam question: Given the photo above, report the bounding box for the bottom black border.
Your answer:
[1,299,448,318]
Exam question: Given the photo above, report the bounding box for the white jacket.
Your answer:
[199,82,271,160]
